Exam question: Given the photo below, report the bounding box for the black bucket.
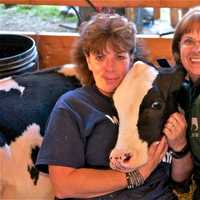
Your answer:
[0,34,39,78]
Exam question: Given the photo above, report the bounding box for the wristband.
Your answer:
[171,143,190,159]
[126,169,144,189]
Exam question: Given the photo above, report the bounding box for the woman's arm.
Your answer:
[49,166,126,199]
[163,112,193,182]
[49,138,168,199]
[171,152,193,182]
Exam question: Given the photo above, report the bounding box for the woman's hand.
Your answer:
[163,112,187,151]
[163,112,193,183]
[138,136,168,180]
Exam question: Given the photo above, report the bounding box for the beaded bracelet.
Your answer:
[126,169,145,189]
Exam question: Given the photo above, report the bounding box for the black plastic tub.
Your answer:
[0,34,39,78]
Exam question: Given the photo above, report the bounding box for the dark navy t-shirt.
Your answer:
[37,85,118,171]
[36,85,177,200]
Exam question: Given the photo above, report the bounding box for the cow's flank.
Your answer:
[0,66,81,199]
[0,124,53,199]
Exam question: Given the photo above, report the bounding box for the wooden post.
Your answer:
[154,8,160,19]
[125,8,135,21]
[170,8,179,28]
[134,8,143,33]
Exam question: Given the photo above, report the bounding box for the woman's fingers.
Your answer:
[148,136,168,162]
[163,112,187,151]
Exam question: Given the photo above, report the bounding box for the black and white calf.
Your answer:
[0,66,81,199]
[110,61,185,172]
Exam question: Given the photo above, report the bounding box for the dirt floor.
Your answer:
[0,6,77,33]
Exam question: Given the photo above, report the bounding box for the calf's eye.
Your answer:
[151,101,162,110]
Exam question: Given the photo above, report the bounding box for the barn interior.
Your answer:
[0,0,199,199]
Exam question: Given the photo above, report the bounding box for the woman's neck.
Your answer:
[96,87,113,97]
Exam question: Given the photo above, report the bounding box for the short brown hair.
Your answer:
[172,7,200,65]
[72,13,137,85]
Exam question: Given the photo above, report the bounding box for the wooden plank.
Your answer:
[154,8,160,19]
[137,35,174,66]
[1,0,200,8]
[170,8,179,28]
[31,32,79,68]
[125,8,135,21]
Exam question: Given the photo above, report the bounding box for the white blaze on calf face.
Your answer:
[0,77,25,95]
[110,61,159,172]
[0,123,53,199]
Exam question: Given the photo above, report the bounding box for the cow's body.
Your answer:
[0,66,81,199]
[110,61,185,172]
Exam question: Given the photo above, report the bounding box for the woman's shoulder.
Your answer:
[60,85,93,100]
[55,85,114,113]
[62,86,85,97]
[55,85,96,107]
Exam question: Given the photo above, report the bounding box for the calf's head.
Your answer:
[110,61,185,172]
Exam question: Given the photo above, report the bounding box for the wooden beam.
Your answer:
[31,32,79,68]
[170,8,179,28]
[154,8,160,19]
[1,0,200,8]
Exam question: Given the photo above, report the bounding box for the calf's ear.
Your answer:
[170,66,186,91]
[153,65,186,101]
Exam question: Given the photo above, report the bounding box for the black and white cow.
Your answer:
[0,61,185,199]
[110,61,185,172]
[0,66,81,199]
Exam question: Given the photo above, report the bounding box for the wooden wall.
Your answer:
[34,33,172,68]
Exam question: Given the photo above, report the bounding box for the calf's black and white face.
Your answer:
[138,66,183,144]
[110,61,185,172]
